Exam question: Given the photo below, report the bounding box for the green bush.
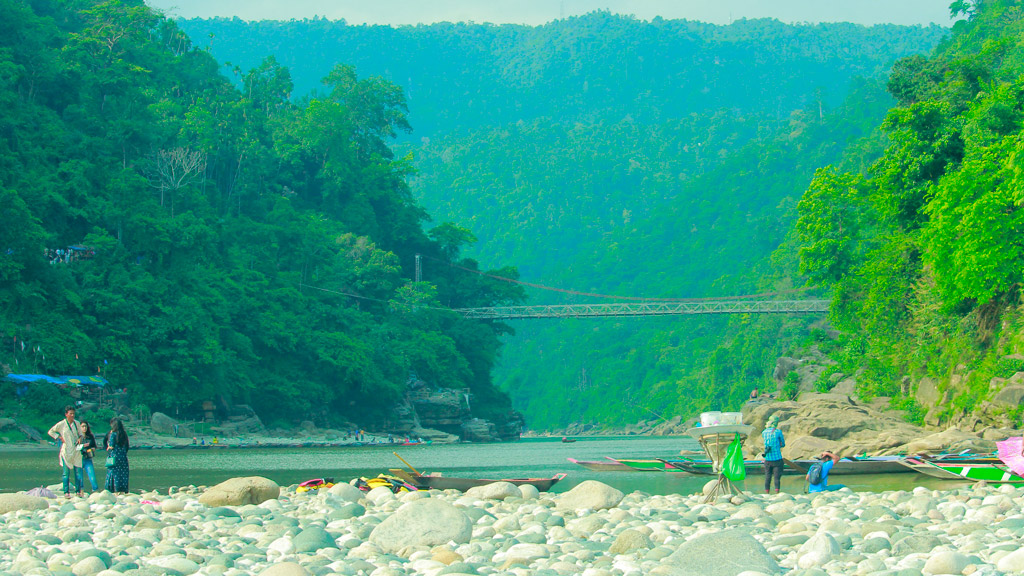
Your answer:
[995,356,1024,379]
[781,371,801,401]
[891,396,925,425]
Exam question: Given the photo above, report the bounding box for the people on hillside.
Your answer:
[104,418,130,494]
[47,405,84,498]
[79,421,99,492]
[761,413,785,494]
[808,450,845,493]
[749,387,759,400]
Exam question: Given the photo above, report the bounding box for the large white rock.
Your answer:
[797,531,840,569]
[326,482,364,503]
[258,562,310,576]
[198,477,280,507]
[519,484,540,499]
[923,551,970,575]
[997,548,1024,573]
[465,481,522,500]
[148,556,200,575]
[556,480,624,511]
[71,556,107,576]
[0,493,49,514]
[369,498,472,554]
[652,531,780,576]
[160,499,185,513]
[365,485,397,504]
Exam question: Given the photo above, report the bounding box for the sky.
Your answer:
[143,0,958,27]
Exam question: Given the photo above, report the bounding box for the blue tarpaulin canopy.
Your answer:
[4,374,108,387]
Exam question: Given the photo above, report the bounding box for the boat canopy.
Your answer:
[4,374,108,387]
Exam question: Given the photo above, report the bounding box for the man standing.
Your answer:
[761,413,785,494]
[808,450,846,493]
[47,405,84,498]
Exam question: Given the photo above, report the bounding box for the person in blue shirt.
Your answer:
[761,413,785,494]
[808,451,846,493]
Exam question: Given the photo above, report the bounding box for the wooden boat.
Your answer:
[561,437,577,443]
[899,457,1024,483]
[610,457,671,471]
[567,458,631,472]
[660,455,912,476]
[388,469,567,491]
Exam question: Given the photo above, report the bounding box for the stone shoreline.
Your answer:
[0,432,424,453]
[2,476,1024,576]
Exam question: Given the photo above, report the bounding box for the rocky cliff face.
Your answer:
[741,393,1006,459]
[388,385,523,442]
[749,349,1024,458]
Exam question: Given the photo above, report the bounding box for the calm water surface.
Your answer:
[1,436,964,494]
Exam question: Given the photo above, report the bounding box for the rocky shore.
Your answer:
[3,475,1024,576]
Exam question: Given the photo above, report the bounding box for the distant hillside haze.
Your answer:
[174,13,948,429]
[178,14,947,136]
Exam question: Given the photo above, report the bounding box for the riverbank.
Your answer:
[2,476,1024,576]
[0,425,440,452]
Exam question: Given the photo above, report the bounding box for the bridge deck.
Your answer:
[454,300,829,319]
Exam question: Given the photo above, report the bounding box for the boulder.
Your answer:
[991,385,1024,407]
[773,357,800,382]
[369,498,472,554]
[0,417,17,430]
[292,526,338,553]
[465,481,521,500]
[198,477,280,507]
[608,528,653,554]
[923,551,970,575]
[797,531,840,569]
[902,429,995,455]
[0,493,49,514]
[258,562,310,576]
[652,530,779,576]
[150,412,178,436]
[212,415,265,436]
[744,397,922,459]
[915,377,941,407]
[556,480,623,511]
[326,482,364,503]
[461,418,497,442]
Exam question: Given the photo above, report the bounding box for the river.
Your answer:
[1,436,963,494]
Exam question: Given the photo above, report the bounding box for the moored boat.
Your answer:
[899,456,1024,483]
[567,457,631,472]
[388,469,567,491]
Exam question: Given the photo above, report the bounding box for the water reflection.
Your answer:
[1,436,967,495]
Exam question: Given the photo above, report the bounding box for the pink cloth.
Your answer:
[996,436,1024,476]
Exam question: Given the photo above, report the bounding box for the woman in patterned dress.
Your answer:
[103,418,130,493]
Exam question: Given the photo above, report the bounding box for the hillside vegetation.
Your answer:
[175,14,952,429]
[0,0,523,430]
[795,0,1024,429]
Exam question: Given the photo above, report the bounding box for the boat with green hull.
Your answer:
[900,456,1024,483]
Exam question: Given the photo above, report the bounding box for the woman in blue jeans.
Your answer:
[79,421,99,491]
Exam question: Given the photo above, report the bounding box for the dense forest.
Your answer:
[795,0,1024,426]
[10,0,1013,436]
[175,14,951,429]
[0,0,524,431]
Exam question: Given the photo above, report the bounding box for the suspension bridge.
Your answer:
[305,255,832,320]
[453,299,829,319]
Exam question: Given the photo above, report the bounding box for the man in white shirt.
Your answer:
[47,405,84,498]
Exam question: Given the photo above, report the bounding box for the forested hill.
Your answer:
[0,0,524,430]
[792,0,1024,428]
[177,14,947,137]
[171,13,950,430]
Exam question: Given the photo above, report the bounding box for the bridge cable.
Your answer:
[418,254,813,303]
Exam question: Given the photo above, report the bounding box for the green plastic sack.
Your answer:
[722,433,746,482]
